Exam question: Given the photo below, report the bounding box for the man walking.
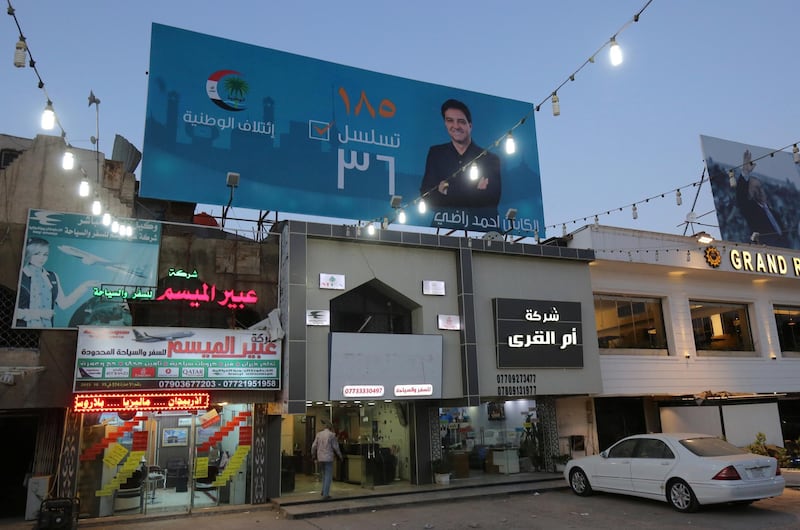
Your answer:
[311,419,342,499]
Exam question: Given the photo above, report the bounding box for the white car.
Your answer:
[564,433,784,512]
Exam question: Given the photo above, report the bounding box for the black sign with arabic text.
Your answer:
[493,298,583,368]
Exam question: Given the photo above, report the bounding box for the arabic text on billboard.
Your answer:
[141,24,544,236]
[74,326,281,392]
[13,210,161,329]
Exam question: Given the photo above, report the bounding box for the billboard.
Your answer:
[74,326,281,392]
[13,210,161,329]
[701,135,800,249]
[141,24,543,236]
[328,333,442,400]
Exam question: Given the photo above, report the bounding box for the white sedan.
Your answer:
[564,433,784,512]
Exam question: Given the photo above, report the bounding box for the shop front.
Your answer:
[72,392,256,517]
[64,325,282,520]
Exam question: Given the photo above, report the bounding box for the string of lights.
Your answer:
[381,0,657,233]
[8,0,798,248]
[7,0,134,237]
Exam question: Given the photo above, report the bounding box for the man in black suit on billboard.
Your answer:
[734,149,789,247]
[419,99,501,212]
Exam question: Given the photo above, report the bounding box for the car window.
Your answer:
[679,437,748,457]
[634,439,675,459]
[608,439,638,458]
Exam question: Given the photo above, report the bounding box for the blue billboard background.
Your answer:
[141,24,544,236]
[13,210,161,329]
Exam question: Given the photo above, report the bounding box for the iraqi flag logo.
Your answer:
[206,70,248,111]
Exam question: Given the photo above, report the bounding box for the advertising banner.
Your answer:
[701,135,800,249]
[493,298,583,368]
[328,333,442,400]
[141,24,543,236]
[13,209,161,329]
[74,326,281,391]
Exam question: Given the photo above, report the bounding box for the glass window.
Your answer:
[774,305,800,353]
[680,437,748,457]
[594,295,667,350]
[635,439,674,459]
[690,301,754,352]
[607,438,638,458]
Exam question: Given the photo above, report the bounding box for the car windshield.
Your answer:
[679,437,749,457]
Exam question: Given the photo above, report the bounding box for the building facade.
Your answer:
[4,134,798,523]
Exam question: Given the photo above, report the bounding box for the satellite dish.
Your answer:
[482,231,503,241]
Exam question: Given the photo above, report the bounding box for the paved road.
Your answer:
[18,485,793,530]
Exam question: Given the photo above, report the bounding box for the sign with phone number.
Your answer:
[74,326,282,391]
[496,372,536,397]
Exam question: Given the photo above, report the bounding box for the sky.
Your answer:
[3,0,798,241]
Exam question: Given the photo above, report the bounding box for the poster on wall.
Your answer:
[141,24,544,236]
[74,326,281,391]
[701,134,800,249]
[13,209,161,329]
[493,298,583,368]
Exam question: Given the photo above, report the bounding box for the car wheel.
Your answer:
[667,479,699,513]
[569,468,593,497]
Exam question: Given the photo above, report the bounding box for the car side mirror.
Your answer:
[600,450,608,458]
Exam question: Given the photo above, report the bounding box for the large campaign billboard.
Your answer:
[141,24,543,236]
[701,135,800,249]
[13,210,161,329]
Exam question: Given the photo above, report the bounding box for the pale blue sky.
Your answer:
[3,1,798,239]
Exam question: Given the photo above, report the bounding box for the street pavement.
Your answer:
[1,470,796,529]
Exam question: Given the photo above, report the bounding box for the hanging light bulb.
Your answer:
[686,250,691,262]
[609,37,623,66]
[398,209,406,224]
[418,199,427,214]
[14,39,27,68]
[793,144,800,164]
[562,224,567,237]
[126,225,134,237]
[367,223,376,236]
[78,178,90,197]
[111,220,120,233]
[631,204,638,219]
[551,93,560,116]
[728,169,736,187]
[91,195,102,216]
[62,150,74,170]
[102,213,111,226]
[676,189,682,206]
[41,100,55,130]
[594,215,599,227]
[469,163,479,181]
[504,132,516,154]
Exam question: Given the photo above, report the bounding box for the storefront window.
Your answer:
[774,305,800,354]
[690,300,755,353]
[281,401,411,496]
[75,404,252,519]
[594,294,668,351]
